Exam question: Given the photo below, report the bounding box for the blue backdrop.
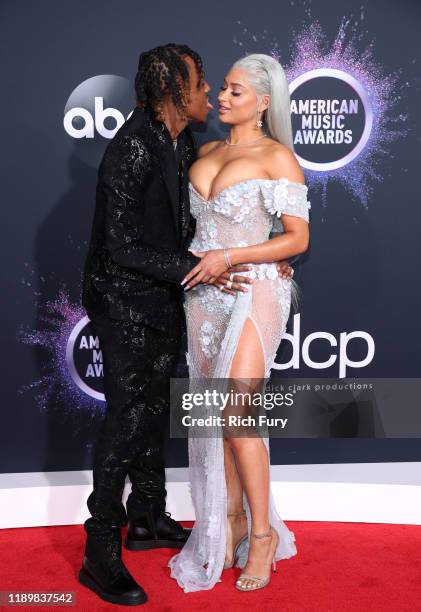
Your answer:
[1,0,420,473]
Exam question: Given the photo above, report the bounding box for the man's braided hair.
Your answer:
[135,43,205,120]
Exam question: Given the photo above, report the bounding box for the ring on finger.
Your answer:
[226,280,233,289]
[219,284,224,291]
[229,272,234,282]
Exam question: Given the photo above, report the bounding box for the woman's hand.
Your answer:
[181,249,228,289]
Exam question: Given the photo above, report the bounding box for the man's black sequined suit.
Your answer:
[81,105,201,535]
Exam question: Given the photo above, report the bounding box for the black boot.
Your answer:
[79,521,147,606]
[125,505,191,551]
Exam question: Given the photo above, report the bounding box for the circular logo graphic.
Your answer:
[63,74,134,167]
[289,68,373,171]
[66,316,105,401]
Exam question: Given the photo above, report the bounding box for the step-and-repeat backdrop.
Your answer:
[2,0,420,473]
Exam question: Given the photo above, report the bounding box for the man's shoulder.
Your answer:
[105,106,156,149]
[100,132,151,172]
[100,109,153,167]
[98,127,153,183]
[112,108,150,144]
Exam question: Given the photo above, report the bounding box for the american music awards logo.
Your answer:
[289,68,372,172]
[66,316,105,402]
[18,292,106,413]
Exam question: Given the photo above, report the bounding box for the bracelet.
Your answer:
[223,248,232,268]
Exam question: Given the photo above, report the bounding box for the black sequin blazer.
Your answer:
[81,105,201,332]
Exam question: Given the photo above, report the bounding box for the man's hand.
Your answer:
[211,267,254,295]
[181,249,226,289]
[276,259,294,280]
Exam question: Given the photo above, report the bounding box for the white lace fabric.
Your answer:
[168,178,310,592]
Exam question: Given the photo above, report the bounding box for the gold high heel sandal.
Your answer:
[235,525,279,591]
[223,510,248,570]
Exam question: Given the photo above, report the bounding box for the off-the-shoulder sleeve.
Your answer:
[260,178,311,223]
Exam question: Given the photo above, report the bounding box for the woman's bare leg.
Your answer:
[225,317,278,587]
[224,439,248,566]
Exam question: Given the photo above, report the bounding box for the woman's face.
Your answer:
[218,67,268,125]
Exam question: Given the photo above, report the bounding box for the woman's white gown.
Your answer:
[168,177,311,592]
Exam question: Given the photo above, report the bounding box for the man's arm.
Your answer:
[103,134,201,285]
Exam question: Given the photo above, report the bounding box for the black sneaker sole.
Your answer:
[78,568,147,606]
[124,537,187,551]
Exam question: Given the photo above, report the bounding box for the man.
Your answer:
[79,43,292,606]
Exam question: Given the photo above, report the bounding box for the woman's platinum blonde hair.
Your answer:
[232,53,303,310]
[232,53,294,151]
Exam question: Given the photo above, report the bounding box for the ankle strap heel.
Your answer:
[235,525,279,592]
[251,527,272,539]
[227,510,246,517]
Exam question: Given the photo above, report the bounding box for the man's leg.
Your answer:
[124,315,191,549]
[80,315,160,606]
[85,317,158,531]
[125,324,176,519]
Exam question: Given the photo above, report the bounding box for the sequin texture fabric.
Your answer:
[81,105,201,333]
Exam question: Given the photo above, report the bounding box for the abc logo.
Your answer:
[63,74,134,167]
[289,68,373,172]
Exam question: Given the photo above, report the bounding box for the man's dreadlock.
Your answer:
[135,43,205,120]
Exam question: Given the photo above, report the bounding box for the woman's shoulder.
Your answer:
[262,140,304,183]
[198,140,224,158]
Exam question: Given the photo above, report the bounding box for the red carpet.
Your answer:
[1,522,420,611]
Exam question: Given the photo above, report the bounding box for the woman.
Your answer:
[168,53,310,592]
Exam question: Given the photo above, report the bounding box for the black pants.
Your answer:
[84,311,182,535]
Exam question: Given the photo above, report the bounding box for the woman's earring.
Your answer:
[256,112,263,128]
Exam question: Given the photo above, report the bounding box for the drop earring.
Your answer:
[256,112,263,128]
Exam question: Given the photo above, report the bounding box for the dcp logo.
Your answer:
[63,74,134,167]
[66,316,105,401]
[289,68,373,171]
[274,313,375,378]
